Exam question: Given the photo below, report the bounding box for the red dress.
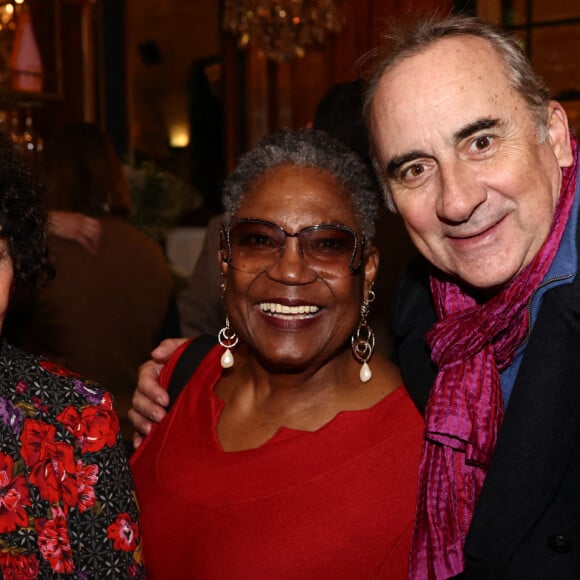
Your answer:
[131,343,423,579]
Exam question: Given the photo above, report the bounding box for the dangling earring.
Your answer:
[218,316,239,369]
[351,289,376,383]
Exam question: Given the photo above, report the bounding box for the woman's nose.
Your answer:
[265,237,318,284]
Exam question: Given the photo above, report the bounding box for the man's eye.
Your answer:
[472,135,492,150]
[401,164,425,181]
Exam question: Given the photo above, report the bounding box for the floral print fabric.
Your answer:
[0,341,144,578]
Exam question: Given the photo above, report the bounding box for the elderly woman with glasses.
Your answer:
[130,128,423,579]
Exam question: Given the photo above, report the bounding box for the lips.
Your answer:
[447,214,506,242]
[447,216,505,245]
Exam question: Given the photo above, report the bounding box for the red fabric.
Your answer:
[131,345,423,580]
[410,137,579,579]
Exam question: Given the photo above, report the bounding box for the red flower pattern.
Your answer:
[76,460,98,512]
[0,549,40,579]
[30,396,49,415]
[19,420,78,509]
[0,452,30,533]
[35,507,75,574]
[0,342,144,577]
[38,360,81,379]
[57,393,119,453]
[107,513,140,552]
[14,380,27,395]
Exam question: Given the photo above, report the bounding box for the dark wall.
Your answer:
[102,0,128,158]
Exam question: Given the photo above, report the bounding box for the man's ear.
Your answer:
[546,101,573,168]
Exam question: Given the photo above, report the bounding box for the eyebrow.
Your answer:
[385,151,427,177]
[453,117,500,143]
[384,117,502,178]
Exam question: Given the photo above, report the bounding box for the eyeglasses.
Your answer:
[221,218,365,278]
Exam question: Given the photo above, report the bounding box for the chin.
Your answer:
[455,267,521,296]
[443,250,527,290]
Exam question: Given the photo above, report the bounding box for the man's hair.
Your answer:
[361,15,551,211]
[222,128,380,242]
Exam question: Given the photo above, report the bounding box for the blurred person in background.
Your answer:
[14,122,177,441]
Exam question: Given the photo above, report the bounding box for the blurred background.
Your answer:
[0,0,578,267]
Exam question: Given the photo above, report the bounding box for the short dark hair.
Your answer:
[222,128,380,242]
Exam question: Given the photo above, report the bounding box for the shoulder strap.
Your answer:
[167,334,218,411]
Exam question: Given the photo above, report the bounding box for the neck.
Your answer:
[225,343,356,408]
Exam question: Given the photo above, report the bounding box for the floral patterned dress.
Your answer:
[0,340,145,579]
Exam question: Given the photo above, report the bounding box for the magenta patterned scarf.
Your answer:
[409,136,578,579]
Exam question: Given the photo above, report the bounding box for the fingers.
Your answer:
[128,406,154,444]
[132,430,144,450]
[137,358,169,407]
[49,211,103,255]
[129,340,187,448]
[128,359,169,442]
[151,337,188,363]
[79,217,102,256]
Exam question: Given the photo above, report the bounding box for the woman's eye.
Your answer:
[315,238,343,252]
[246,234,276,248]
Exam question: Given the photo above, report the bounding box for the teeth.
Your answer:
[260,302,320,315]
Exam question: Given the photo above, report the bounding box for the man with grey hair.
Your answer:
[129,14,580,579]
[367,15,580,580]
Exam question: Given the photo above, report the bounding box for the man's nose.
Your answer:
[436,162,486,224]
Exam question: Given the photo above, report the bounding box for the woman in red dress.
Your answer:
[130,128,423,579]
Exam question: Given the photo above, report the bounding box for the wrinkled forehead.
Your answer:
[369,36,522,155]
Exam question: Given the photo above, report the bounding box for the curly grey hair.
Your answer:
[222,128,380,242]
[361,15,551,212]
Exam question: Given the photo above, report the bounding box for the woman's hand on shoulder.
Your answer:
[129,338,188,449]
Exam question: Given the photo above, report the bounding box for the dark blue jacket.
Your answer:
[393,247,580,579]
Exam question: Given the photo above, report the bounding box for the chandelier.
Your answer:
[222,0,345,62]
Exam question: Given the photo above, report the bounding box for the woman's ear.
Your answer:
[219,248,228,277]
[363,246,379,296]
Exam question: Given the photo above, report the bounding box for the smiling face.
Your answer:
[370,35,573,291]
[221,164,377,371]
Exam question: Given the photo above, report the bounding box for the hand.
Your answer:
[129,338,188,449]
[49,211,103,256]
